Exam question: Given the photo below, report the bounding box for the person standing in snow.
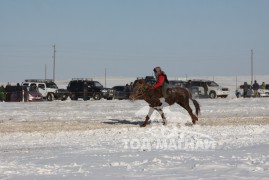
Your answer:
[83,81,88,101]
[252,80,259,97]
[0,85,6,102]
[261,82,266,89]
[243,82,248,98]
[129,82,133,92]
[16,83,22,102]
[186,80,192,92]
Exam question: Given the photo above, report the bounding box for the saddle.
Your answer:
[162,82,171,98]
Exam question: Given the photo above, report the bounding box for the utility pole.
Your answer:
[236,75,237,89]
[105,68,107,88]
[251,49,253,85]
[53,44,56,82]
[45,64,47,80]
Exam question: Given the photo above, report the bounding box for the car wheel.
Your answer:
[209,91,216,99]
[47,93,54,101]
[93,93,101,100]
[70,93,78,100]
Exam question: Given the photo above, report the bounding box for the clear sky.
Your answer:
[1,0,269,83]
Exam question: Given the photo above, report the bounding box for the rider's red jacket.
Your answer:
[153,73,166,89]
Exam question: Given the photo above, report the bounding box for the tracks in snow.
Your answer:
[1,116,269,133]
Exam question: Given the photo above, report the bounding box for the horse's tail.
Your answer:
[191,99,200,116]
[187,88,200,116]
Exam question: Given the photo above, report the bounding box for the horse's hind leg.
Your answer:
[141,107,154,127]
[177,102,198,124]
[155,107,167,126]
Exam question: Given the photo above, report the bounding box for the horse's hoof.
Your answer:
[140,124,146,127]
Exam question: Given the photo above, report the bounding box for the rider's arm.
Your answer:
[153,75,165,89]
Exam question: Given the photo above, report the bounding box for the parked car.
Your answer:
[23,84,43,102]
[22,79,69,101]
[236,84,269,97]
[112,86,130,100]
[169,80,199,98]
[136,76,156,86]
[67,78,114,100]
[4,84,43,102]
[169,80,186,88]
[189,79,229,98]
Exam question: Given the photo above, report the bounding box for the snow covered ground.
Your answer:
[1,76,269,179]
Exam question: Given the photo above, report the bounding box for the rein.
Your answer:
[135,87,150,98]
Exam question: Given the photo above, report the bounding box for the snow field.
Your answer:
[1,76,269,179]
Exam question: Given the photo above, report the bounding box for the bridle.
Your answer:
[130,81,150,100]
[133,86,148,99]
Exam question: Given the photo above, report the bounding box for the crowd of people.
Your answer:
[0,83,24,102]
[0,83,40,102]
[241,80,267,98]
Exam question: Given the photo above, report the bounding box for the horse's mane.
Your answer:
[133,79,151,88]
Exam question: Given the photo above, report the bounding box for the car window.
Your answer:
[146,80,156,86]
[71,81,77,87]
[192,81,201,86]
[78,81,84,89]
[207,81,219,87]
[46,82,58,89]
[170,81,181,86]
[93,82,103,88]
[113,86,124,91]
[38,84,45,89]
[30,88,38,92]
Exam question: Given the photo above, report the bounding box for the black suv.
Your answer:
[67,79,114,100]
[136,76,156,85]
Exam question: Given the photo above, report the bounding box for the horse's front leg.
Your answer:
[155,107,167,126]
[141,107,154,127]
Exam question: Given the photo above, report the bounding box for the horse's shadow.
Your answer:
[103,119,142,126]
[103,119,194,127]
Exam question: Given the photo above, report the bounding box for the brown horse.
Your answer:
[129,79,200,127]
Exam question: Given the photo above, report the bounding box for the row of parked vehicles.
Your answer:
[1,79,116,102]
[0,80,70,102]
[4,76,269,102]
[0,77,232,102]
[140,76,230,99]
[235,83,269,97]
[169,79,229,98]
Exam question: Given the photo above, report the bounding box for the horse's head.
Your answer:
[129,79,150,101]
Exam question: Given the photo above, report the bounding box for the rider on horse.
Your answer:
[152,67,169,98]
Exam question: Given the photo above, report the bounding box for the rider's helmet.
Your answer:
[153,66,162,74]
